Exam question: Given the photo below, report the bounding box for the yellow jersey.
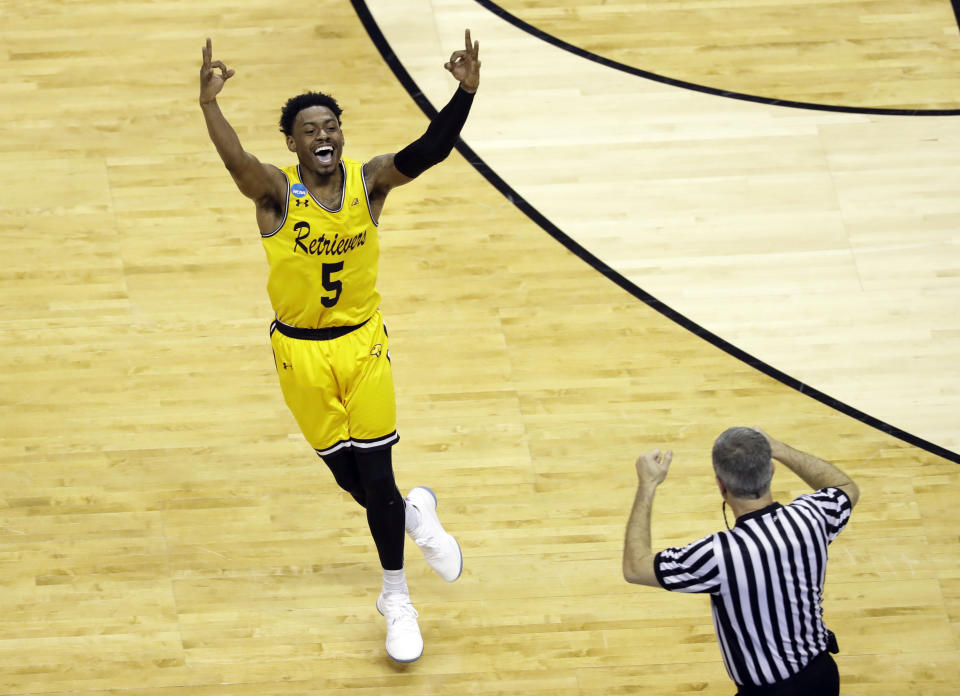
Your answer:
[261,158,381,328]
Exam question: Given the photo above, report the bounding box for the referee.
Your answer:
[622,427,858,695]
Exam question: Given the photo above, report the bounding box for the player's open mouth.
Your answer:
[314,145,334,165]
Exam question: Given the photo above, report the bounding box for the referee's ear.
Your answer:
[715,475,727,499]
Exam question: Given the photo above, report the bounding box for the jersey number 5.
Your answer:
[321,262,343,308]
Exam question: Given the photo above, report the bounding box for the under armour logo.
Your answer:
[370,344,382,358]
[282,361,292,370]
[295,199,310,207]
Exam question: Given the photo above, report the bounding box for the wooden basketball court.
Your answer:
[0,1,957,694]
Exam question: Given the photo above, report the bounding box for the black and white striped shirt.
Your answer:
[654,487,852,688]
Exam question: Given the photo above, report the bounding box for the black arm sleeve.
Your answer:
[393,87,475,179]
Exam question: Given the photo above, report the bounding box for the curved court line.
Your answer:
[349,0,960,465]
[474,0,960,117]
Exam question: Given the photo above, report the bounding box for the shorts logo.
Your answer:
[291,183,307,199]
[370,344,382,358]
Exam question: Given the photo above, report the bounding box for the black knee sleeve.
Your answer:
[355,448,405,570]
[355,448,404,510]
[321,451,367,507]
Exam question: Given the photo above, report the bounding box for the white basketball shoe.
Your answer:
[376,592,423,663]
[405,486,463,582]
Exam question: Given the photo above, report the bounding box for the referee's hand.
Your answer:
[635,449,673,487]
[751,427,785,460]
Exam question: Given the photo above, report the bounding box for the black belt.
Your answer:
[270,317,368,341]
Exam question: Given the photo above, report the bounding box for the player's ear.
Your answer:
[286,134,297,153]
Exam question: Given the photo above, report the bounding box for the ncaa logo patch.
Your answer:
[291,183,307,199]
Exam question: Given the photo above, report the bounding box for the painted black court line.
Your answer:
[475,0,960,117]
[952,0,960,37]
[349,0,960,465]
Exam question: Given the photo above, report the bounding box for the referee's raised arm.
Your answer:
[755,428,860,508]
[622,449,672,587]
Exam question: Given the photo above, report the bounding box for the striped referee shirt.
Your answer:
[654,487,852,688]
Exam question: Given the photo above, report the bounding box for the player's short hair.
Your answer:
[279,91,343,136]
[712,427,773,499]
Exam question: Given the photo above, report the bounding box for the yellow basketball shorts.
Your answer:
[269,310,398,456]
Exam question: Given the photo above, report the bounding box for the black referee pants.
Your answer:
[735,651,839,696]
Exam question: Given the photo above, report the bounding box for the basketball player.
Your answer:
[198,30,481,663]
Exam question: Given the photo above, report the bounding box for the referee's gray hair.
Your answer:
[712,427,773,499]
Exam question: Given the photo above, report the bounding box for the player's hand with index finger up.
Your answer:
[200,37,236,105]
[444,29,480,93]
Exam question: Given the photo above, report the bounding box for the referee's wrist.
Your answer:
[636,480,659,494]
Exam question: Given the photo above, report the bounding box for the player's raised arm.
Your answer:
[363,29,481,203]
[199,38,285,204]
